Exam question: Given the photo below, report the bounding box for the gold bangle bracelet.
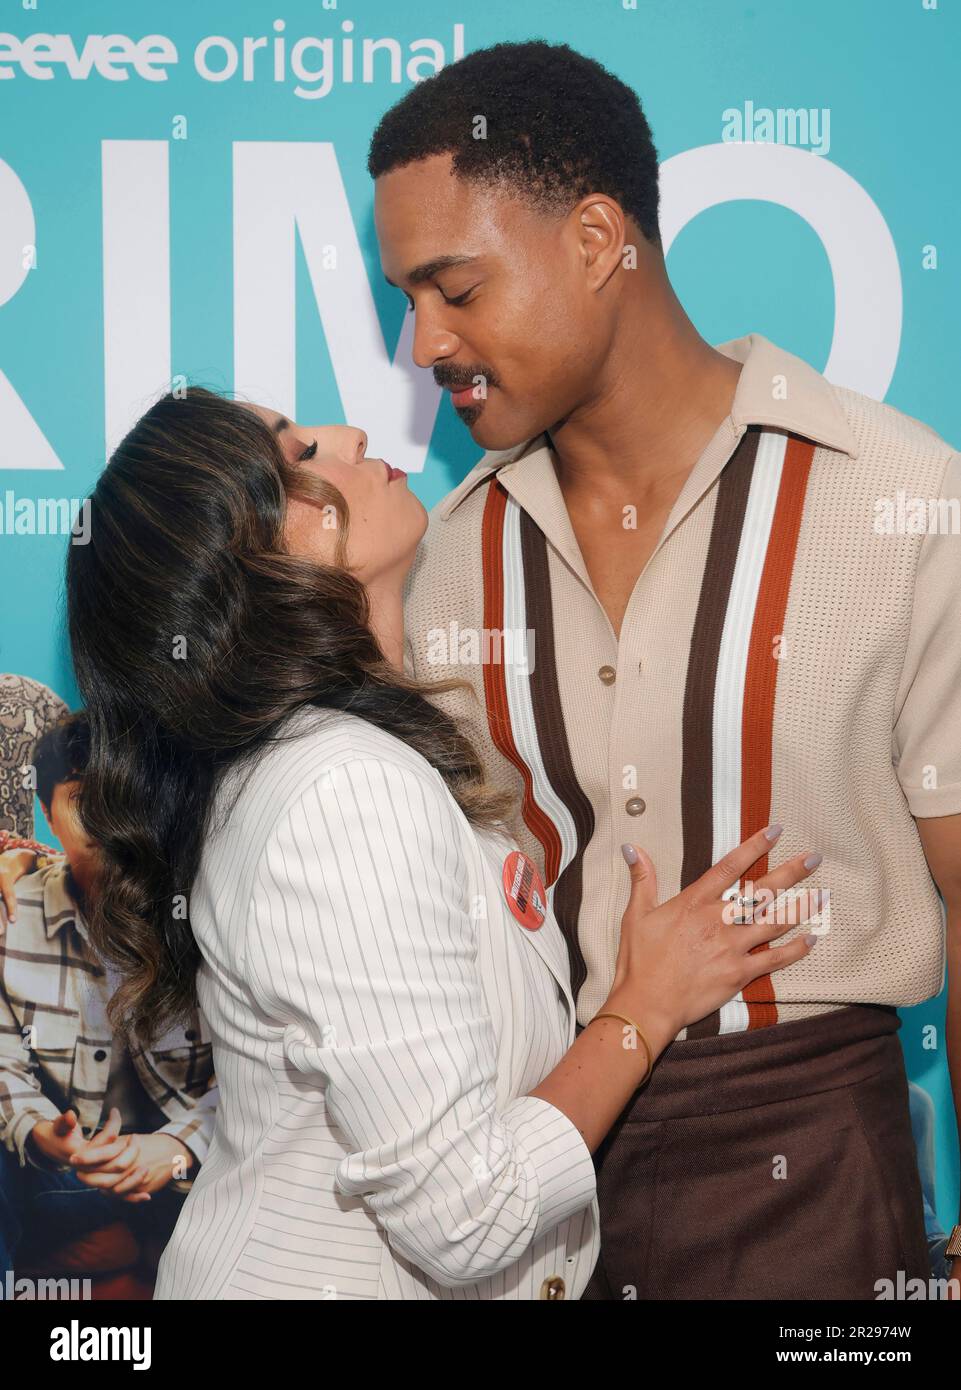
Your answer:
[589,1010,654,1085]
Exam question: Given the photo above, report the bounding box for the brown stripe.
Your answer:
[519,511,595,1006]
[0,945,100,974]
[681,427,761,1040]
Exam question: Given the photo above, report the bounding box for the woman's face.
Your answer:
[248,406,427,586]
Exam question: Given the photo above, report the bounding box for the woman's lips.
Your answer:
[383,461,407,483]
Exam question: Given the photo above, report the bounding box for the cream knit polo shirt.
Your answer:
[403,333,961,1038]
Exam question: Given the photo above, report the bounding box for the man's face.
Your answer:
[375,153,605,451]
[43,779,98,895]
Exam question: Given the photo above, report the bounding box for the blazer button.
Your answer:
[93,1049,107,1062]
[539,1275,566,1300]
[625,796,646,816]
[597,665,616,685]
[185,1030,197,1041]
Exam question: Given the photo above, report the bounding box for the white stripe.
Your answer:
[711,432,787,1034]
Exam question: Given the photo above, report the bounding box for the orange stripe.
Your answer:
[481,481,564,883]
[741,437,816,1028]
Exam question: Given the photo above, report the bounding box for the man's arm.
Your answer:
[154,1079,219,1170]
[890,446,961,1283]
[915,812,961,1268]
[0,843,63,927]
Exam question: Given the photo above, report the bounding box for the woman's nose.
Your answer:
[300,424,368,463]
[343,427,367,463]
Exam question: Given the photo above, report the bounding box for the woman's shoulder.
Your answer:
[275,704,444,781]
[211,706,453,843]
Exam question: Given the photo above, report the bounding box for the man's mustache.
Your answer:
[434,368,500,392]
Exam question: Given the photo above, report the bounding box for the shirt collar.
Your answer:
[436,332,858,525]
[719,331,858,458]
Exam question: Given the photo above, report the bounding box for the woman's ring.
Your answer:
[731,892,759,923]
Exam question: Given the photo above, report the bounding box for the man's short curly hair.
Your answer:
[368,40,661,247]
[34,711,89,810]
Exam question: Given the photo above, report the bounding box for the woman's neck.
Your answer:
[366,577,407,673]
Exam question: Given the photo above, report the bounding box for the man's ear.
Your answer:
[575,195,629,292]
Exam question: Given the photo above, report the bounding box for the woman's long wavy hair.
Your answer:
[67,386,513,1046]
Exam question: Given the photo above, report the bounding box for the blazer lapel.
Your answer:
[523,907,577,1026]
[479,827,578,1028]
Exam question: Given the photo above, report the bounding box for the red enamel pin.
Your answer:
[502,850,547,930]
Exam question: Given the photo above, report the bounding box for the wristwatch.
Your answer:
[945,1224,961,1263]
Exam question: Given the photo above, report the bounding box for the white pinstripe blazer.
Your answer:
[154,705,599,1300]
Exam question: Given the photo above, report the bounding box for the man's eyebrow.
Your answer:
[384,254,480,289]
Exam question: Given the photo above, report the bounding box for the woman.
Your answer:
[62,388,824,1300]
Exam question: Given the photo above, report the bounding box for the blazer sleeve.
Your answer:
[242,754,596,1289]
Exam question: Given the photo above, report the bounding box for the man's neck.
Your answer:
[65,862,88,919]
[548,313,743,504]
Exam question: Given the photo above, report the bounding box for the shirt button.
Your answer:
[539,1275,566,1300]
[637,659,643,675]
[626,797,647,816]
[598,665,616,685]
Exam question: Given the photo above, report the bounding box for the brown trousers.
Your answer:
[581,1003,931,1300]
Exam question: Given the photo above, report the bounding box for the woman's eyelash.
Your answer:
[300,440,318,462]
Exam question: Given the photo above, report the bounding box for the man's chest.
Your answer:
[4,929,109,1029]
[566,506,672,639]
[435,435,909,831]
[415,433,921,841]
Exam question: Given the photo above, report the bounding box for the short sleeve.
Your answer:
[893,449,961,816]
[242,754,595,1289]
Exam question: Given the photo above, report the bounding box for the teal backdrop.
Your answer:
[1,0,958,1235]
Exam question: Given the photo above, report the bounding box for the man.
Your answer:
[369,40,961,1298]
[0,713,218,1276]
